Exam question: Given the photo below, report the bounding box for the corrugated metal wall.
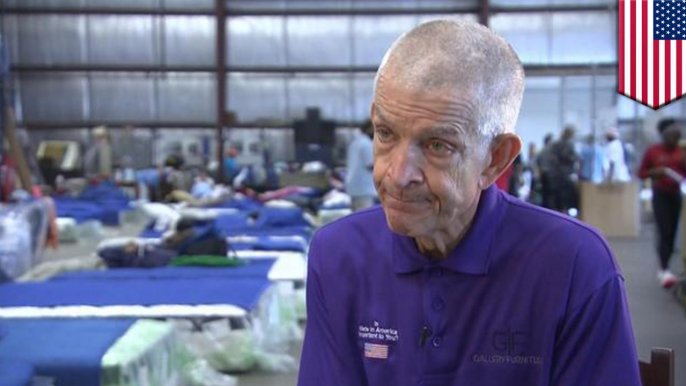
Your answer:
[4,0,683,166]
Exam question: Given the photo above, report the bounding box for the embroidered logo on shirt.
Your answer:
[364,342,389,360]
[358,321,399,343]
[472,329,543,366]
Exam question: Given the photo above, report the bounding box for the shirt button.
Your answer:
[432,336,443,348]
[432,297,444,311]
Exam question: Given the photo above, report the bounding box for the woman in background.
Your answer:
[639,118,686,289]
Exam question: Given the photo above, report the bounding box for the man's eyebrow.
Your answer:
[420,126,462,139]
[374,106,391,124]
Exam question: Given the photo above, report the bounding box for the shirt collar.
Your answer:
[391,185,506,276]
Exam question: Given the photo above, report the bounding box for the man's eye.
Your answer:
[376,128,394,142]
[427,140,454,155]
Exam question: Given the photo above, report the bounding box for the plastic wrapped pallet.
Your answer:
[0,199,49,282]
[175,318,257,373]
[101,319,237,386]
[76,220,105,241]
[173,285,300,375]
[251,285,300,372]
[56,218,78,243]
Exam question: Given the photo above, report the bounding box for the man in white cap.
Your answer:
[83,126,113,177]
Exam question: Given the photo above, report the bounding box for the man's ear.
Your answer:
[369,102,376,122]
[479,133,522,189]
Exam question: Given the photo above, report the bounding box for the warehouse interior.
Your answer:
[1,0,686,385]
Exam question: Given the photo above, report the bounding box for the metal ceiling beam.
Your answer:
[224,7,479,16]
[215,0,227,181]
[490,4,613,14]
[524,64,616,76]
[479,0,490,26]
[19,121,217,129]
[18,121,309,130]
[11,65,215,73]
[11,63,618,75]
[1,4,615,17]
[0,7,214,16]
[0,6,478,16]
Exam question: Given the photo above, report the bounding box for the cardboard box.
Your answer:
[580,181,640,238]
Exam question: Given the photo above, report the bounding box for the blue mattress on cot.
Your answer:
[54,183,132,225]
[229,236,306,252]
[0,268,272,311]
[53,259,275,281]
[223,226,311,242]
[254,207,310,228]
[0,359,34,386]
[54,198,130,225]
[0,319,135,386]
[211,198,263,212]
[53,198,104,224]
[319,203,351,210]
[214,212,250,231]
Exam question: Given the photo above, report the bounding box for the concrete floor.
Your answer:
[39,221,686,385]
[614,226,686,385]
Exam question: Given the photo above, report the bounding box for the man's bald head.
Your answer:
[374,20,525,142]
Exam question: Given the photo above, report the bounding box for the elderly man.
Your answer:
[298,20,640,386]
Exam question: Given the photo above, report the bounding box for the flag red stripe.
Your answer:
[642,0,648,104]
[654,40,660,108]
[619,0,625,95]
[677,40,682,100]
[629,1,638,99]
[666,41,671,104]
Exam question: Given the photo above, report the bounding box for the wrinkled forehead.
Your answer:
[376,58,482,96]
[375,71,478,124]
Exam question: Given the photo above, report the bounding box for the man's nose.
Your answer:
[387,144,424,189]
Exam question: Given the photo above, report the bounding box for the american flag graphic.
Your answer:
[619,0,686,108]
[364,342,389,360]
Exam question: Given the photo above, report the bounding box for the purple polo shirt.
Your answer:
[297,185,641,386]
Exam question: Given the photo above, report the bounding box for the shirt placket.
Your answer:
[420,265,446,380]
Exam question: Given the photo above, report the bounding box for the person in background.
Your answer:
[604,127,631,183]
[579,134,605,184]
[191,169,215,200]
[345,119,376,211]
[536,133,556,209]
[524,142,538,202]
[550,126,579,213]
[223,147,239,183]
[83,126,113,178]
[158,154,186,201]
[639,118,686,288]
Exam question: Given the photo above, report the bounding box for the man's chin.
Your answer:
[384,211,427,237]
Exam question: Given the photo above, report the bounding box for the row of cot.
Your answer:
[0,195,316,386]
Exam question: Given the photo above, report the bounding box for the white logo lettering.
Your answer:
[358,321,399,343]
